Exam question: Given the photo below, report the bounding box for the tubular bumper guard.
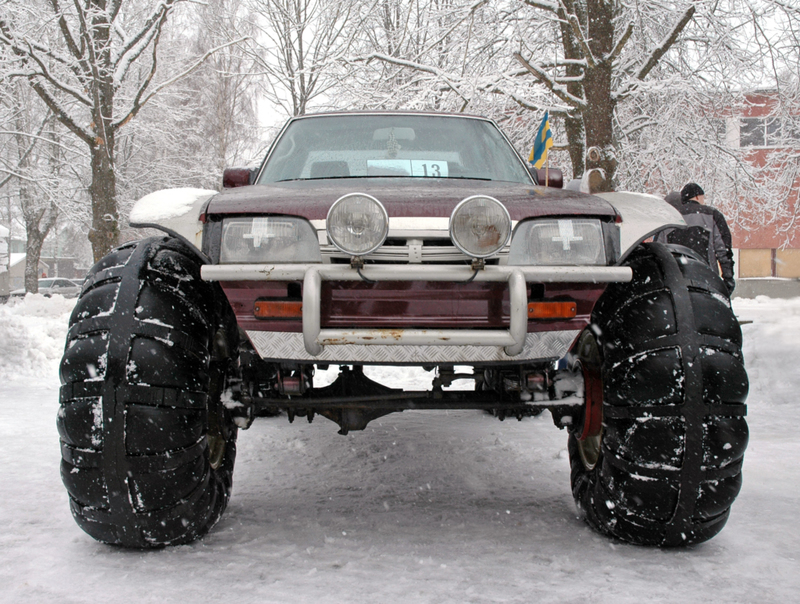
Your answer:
[201,264,632,357]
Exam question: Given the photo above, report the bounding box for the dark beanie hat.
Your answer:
[681,183,704,202]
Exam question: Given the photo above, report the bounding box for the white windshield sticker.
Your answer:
[366,159,449,177]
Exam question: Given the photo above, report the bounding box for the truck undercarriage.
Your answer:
[234,355,587,435]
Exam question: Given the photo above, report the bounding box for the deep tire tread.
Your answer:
[570,243,748,546]
[58,236,237,547]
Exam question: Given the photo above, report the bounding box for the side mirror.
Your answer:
[223,167,256,188]
[536,167,563,188]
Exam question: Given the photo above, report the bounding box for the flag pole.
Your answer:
[546,155,550,187]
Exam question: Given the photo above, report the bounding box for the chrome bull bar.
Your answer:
[201,264,632,357]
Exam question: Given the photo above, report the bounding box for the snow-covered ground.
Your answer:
[1,294,798,603]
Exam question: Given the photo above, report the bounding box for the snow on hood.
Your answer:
[129,188,217,250]
[130,188,216,223]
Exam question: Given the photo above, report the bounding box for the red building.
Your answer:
[725,91,800,279]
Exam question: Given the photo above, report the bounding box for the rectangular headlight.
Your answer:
[220,217,321,263]
[508,218,606,266]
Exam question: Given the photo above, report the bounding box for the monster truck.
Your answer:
[58,111,748,548]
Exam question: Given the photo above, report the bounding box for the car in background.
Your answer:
[10,277,82,298]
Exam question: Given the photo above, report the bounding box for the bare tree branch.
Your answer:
[355,52,471,105]
[17,74,93,146]
[19,41,93,106]
[114,37,248,130]
[0,117,49,190]
[607,20,634,64]
[47,0,88,72]
[566,12,596,67]
[635,6,695,81]
[114,0,177,82]
[519,0,559,12]
[113,1,173,87]
[513,52,586,107]
[0,19,87,84]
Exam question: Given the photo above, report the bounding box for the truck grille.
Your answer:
[320,235,508,265]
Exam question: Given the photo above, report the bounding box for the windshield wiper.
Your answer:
[275,175,494,182]
[275,176,354,182]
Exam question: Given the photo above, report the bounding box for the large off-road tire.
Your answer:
[58,237,238,547]
[569,243,749,546]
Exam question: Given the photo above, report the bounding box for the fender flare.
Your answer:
[129,188,216,262]
[594,191,686,263]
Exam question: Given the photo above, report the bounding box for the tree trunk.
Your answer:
[550,1,619,188]
[13,104,57,293]
[87,1,119,263]
[558,4,587,179]
[582,0,617,191]
[88,138,119,262]
[24,223,47,293]
[21,185,57,294]
[582,62,617,191]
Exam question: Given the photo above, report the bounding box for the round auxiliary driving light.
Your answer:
[327,193,389,256]
[449,195,512,258]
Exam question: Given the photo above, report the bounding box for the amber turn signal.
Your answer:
[254,300,303,319]
[527,301,577,319]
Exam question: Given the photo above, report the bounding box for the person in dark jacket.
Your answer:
[657,183,736,295]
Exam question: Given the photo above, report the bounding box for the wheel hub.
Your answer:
[208,434,226,470]
[574,331,604,470]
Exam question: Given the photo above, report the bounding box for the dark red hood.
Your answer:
[205,178,617,221]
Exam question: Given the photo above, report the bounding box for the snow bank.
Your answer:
[1,296,800,603]
[732,295,800,408]
[0,294,75,383]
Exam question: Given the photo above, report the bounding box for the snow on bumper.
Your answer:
[201,263,632,362]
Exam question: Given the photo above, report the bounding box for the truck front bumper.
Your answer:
[202,263,631,363]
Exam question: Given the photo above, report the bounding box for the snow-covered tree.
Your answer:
[0,82,76,292]
[0,0,240,261]
[243,0,361,118]
[183,0,261,170]
[111,0,261,215]
[613,1,800,244]
[341,0,698,189]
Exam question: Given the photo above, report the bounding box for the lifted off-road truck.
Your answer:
[58,112,748,548]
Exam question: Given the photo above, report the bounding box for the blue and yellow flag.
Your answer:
[529,111,553,169]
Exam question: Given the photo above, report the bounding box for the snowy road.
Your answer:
[1,295,798,603]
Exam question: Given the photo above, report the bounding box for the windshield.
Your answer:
[257,114,532,185]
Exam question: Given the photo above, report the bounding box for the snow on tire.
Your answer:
[57,237,238,547]
[569,242,749,546]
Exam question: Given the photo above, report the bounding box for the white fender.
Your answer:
[129,188,216,251]
[594,191,686,262]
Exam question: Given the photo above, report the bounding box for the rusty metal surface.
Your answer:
[300,266,527,356]
[206,263,627,358]
[245,329,581,363]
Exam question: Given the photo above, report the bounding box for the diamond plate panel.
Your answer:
[246,330,580,364]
